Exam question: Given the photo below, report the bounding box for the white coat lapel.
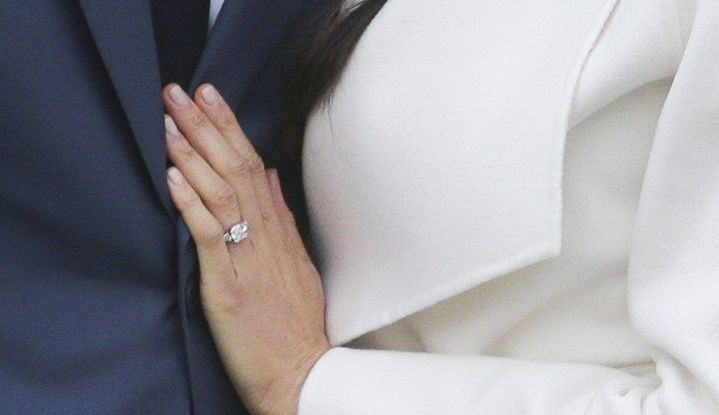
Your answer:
[304,0,621,344]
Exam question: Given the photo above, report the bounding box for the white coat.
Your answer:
[299,0,719,413]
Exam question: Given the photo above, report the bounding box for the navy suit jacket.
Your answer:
[0,1,322,413]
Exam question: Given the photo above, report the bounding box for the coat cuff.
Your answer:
[295,347,670,415]
[298,347,407,415]
[297,347,354,415]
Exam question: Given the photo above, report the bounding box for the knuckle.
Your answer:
[219,107,238,128]
[189,112,210,128]
[175,190,201,210]
[248,153,265,173]
[176,141,196,160]
[257,195,277,223]
[226,156,252,177]
[280,207,297,226]
[260,208,276,225]
[211,184,237,209]
[196,223,224,247]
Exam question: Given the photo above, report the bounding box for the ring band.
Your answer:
[223,221,250,244]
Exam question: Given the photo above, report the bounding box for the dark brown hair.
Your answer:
[286,0,388,157]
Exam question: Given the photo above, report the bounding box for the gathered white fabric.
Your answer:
[300,0,719,413]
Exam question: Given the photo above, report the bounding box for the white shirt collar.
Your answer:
[209,0,225,29]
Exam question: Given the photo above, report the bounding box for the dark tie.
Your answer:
[150,0,211,88]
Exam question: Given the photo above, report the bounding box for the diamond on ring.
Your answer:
[223,221,250,244]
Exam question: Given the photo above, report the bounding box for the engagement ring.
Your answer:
[223,221,250,244]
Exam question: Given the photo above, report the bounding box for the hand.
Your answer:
[162,83,330,415]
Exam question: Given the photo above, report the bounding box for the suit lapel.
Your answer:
[81,0,308,248]
[189,0,307,118]
[78,0,172,215]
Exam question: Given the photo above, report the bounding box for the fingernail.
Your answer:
[164,115,178,136]
[201,85,220,106]
[167,167,184,185]
[168,84,190,107]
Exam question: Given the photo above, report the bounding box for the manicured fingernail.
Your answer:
[164,115,178,136]
[167,167,184,185]
[168,84,190,107]
[201,85,220,106]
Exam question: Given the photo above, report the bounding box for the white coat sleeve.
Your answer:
[298,346,717,414]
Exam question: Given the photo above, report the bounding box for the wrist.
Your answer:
[253,341,331,415]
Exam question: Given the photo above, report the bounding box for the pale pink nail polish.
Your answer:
[201,85,220,106]
[167,167,184,185]
[169,85,190,107]
[164,115,179,136]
